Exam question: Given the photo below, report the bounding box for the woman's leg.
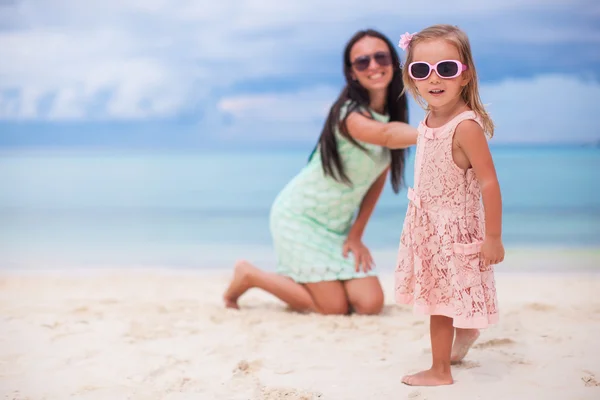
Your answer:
[304,281,349,315]
[223,260,316,312]
[342,276,384,315]
[223,260,349,314]
[402,315,455,386]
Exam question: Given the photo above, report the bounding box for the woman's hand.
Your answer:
[481,235,505,266]
[343,236,374,273]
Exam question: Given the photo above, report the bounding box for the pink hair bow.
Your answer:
[398,32,416,50]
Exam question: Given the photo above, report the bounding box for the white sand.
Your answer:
[1,250,600,399]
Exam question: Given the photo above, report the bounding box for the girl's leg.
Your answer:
[223,260,349,314]
[451,328,480,363]
[402,315,455,386]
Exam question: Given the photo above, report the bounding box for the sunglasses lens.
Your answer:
[374,52,392,66]
[353,56,370,71]
[437,61,459,77]
[410,62,430,79]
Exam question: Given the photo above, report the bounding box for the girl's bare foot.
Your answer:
[451,328,480,364]
[401,368,453,386]
[223,260,256,309]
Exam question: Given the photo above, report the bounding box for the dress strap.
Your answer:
[448,111,483,133]
[421,110,482,141]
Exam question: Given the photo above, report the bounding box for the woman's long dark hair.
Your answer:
[309,29,409,193]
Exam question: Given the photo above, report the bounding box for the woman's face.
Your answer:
[349,36,394,93]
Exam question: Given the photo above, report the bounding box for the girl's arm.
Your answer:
[345,112,418,149]
[455,120,504,264]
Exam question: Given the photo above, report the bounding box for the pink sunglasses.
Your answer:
[408,60,468,80]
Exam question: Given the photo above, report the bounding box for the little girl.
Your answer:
[395,24,504,386]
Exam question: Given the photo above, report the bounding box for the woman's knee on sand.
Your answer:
[344,276,385,315]
[305,278,384,316]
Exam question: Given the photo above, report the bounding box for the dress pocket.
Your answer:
[452,241,483,289]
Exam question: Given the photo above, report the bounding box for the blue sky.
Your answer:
[0,0,599,149]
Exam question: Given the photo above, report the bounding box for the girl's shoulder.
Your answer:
[422,109,480,126]
[452,110,484,135]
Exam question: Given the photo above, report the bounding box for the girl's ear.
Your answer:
[460,69,471,87]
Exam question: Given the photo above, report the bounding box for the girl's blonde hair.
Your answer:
[401,24,494,138]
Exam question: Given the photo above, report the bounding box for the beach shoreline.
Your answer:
[1,245,599,275]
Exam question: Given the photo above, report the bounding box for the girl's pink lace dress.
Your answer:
[395,110,499,329]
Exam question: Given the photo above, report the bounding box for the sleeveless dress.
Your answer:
[394,110,499,329]
[270,102,391,283]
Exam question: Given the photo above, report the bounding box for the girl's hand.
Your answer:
[342,237,374,273]
[481,236,505,266]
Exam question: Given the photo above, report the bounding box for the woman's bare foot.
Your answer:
[451,328,480,364]
[223,260,256,309]
[401,368,453,386]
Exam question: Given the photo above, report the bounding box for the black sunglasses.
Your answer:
[351,51,392,72]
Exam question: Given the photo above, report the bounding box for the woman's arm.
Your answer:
[345,112,417,149]
[347,166,389,241]
[343,166,390,272]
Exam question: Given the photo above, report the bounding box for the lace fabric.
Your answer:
[394,111,499,329]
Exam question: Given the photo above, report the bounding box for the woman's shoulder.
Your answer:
[340,100,389,123]
[339,99,354,119]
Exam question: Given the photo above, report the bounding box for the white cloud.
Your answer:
[218,86,337,123]
[214,74,600,143]
[0,0,597,122]
[0,28,194,120]
[49,88,86,120]
[481,75,600,143]
[213,86,340,143]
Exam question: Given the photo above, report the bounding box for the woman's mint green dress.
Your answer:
[269,103,391,283]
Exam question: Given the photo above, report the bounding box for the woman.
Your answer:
[223,29,416,315]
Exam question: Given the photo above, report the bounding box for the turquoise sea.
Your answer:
[0,146,598,269]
